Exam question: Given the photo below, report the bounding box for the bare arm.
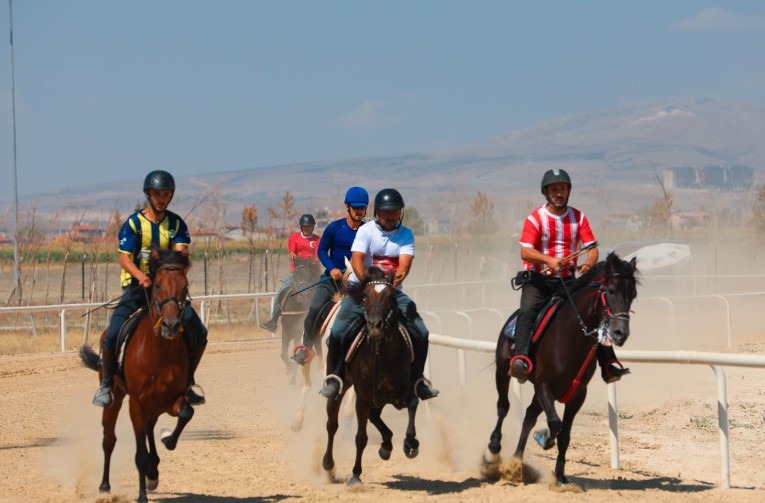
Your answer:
[520,246,563,273]
[393,254,413,289]
[351,251,367,283]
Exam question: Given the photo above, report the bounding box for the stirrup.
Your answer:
[509,355,533,383]
[92,386,114,408]
[187,384,205,405]
[602,360,630,384]
[414,377,439,400]
[319,374,343,399]
[290,345,312,365]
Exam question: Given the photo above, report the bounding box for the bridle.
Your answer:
[363,279,396,336]
[559,270,635,340]
[147,263,189,338]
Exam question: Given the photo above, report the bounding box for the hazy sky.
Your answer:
[1,1,764,201]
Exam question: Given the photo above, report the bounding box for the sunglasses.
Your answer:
[350,206,367,210]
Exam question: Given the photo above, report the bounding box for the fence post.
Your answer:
[60,309,66,352]
[712,365,730,489]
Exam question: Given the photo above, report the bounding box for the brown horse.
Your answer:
[80,248,195,503]
[482,252,638,486]
[322,267,419,485]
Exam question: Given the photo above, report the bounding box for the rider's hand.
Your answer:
[329,268,343,281]
[138,273,152,288]
[547,257,564,273]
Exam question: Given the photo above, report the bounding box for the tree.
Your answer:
[753,183,765,232]
[266,191,301,276]
[650,172,673,232]
[469,191,496,234]
[241,204,259,292]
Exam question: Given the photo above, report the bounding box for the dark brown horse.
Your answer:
[80,248,195,503]
[280,257,321,379]
[482,252,638,486]
[322,267,419,485]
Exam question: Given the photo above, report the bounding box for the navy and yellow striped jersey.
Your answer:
[118,210,191,288]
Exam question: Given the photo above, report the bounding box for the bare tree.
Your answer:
[58,210,87,304]
[469,190,496,234]
[241,204,259,292]
[266,191,300,278]
[650,172,673,233]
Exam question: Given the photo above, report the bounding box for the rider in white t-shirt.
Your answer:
[318,188,439,401]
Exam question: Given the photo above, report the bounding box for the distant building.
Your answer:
[663,165,753,191]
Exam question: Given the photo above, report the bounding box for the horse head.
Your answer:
[148,247,190,340]
[356,267,397,340]
[597,252,639,347]
[291,257,321,306]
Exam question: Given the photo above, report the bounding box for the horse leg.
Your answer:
[532,384,562,451]
[281,330,292,375]
[482,357,510,477]
[403,394,420,459]
[512,396,544,461]
[128,399,150,503]
[291,360,312,432]
[554,388,588,486]
[322,390,344,479]
[349,399,370,485]
[145,419,160,491]
[368,406,393,460]
[160,397,195,451]
[98,390,125,493]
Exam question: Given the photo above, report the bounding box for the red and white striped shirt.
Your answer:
[519,205,596,278]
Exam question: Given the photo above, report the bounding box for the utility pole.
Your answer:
[8,0,21,304]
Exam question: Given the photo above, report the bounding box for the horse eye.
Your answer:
[607,288,615,296]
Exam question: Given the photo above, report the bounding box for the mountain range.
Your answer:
[11,97,765,229]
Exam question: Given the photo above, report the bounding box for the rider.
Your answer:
[290,187,369,364]
[260,214,320,332]
[92,170,208,407]
[318,188,439,401]
[509,169,630,384]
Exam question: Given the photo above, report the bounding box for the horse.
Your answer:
[80,248,195,503]
[279,257,321,381]
[482,252,638,487]
[321,267,420,485]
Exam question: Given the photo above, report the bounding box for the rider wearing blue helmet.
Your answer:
[290,186,369,365]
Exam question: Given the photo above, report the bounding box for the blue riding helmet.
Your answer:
[344,186,369,207]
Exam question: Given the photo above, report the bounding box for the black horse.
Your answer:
[483,252,638,486]
[279,257,321,378]
[322,267,419,485]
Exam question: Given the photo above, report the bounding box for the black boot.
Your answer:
[509,319,533,384]
[410,331,439,400]
[319,336,344,399]
[597,344,631,383]
[92,349,116,407]
[187,342,207,405]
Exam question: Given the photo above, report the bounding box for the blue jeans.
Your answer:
[268,272,295,320]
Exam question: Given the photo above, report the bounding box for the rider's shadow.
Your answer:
[382,474,483,495]
[153,493,294,502]
[572,474,717,493]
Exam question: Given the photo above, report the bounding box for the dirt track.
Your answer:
[1,336,764,503]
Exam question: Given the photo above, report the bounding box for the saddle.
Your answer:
[501,295,565,347]
[344,322,415,365]
[116,307,149,372]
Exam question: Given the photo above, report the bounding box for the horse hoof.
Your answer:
[161,429,177,451]
[347,476,362,486]
[146,477,159,491]
[379,446,392,460]
[98,483,110,493]
[405,447,419,459]
[480,452,501,481]
[534,429,554,450]
[556,474,569,486]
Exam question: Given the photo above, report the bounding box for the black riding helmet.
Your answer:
[299,214,316,227]
[540,169,572,192]
[374,188,405,211]
[144,170,176,192]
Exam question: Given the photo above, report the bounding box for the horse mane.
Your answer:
[148,248,190,279]
[347,266,391,304]
[570,251,640,291]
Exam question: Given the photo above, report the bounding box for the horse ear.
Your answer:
[386,269,396,283]
[629,256,638,271]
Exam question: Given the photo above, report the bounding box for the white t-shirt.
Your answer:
[349,221,415,290]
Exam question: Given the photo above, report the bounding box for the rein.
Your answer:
[558,271,633,340]
[148,263,189,337]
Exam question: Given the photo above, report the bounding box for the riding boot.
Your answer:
[187,342,207,405]
[410,334,439,400]
[597,344,631,383]
[260,285,288,332]
[319,336,344,399]
[92,349,116,408]
[290,335,311,365]
[509,319,533,384]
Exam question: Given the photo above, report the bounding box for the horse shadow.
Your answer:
[154,494,293,502]
[382,474,483,495]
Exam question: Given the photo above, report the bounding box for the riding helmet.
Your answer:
[374,188,405,211]
[144,170,176,192]
[299,214,316,227]
[344,186,369,207]
[540,169,571,192]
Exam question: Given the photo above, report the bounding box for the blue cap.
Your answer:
[344,186,369,206]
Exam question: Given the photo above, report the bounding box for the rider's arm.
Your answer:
[119,252,151,288]
[578,247,599,273]
[520,246,562,272]
[393,254,413,288]
[351,251,367,283]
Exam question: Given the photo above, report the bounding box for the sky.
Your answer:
[1,1,764,201]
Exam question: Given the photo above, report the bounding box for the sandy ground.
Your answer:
[1,331,764,503]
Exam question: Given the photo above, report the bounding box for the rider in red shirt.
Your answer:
[260,214,319,332]
[509,169,630,384]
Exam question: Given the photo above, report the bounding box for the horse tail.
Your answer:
[79,345,101,372]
